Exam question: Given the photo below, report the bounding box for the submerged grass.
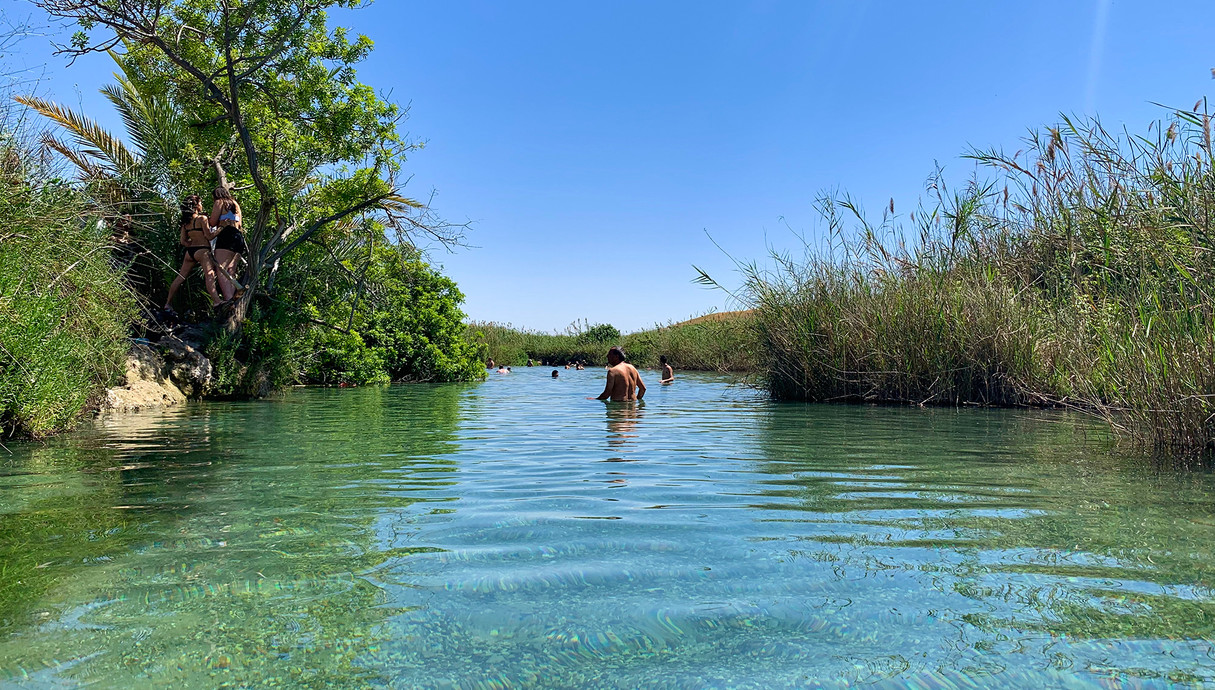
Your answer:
[706,104,1215,454]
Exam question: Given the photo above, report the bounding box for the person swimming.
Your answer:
[552,370,559,378]
[497,365,509,374]
[660,355,674,384]
[591,346,646,402]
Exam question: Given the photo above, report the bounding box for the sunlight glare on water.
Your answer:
[2,368,1215,688]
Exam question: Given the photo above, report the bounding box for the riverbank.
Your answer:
[0,163,136,439]
[713,110,1215,454]
[2,17,491,440]
[469,313,756,372]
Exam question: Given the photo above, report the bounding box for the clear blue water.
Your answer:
[2,368,1215,688]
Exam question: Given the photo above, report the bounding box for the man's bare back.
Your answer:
[599,362,645,401]
[593,347,646,402]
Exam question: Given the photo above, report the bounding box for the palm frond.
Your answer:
[104,51,186,169]
[383,194,425,210]
[15,95,139,174]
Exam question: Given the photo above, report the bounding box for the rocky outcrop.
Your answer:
[101,338,214,414]
[157,335,214,397]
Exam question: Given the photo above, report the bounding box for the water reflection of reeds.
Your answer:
[755,403,1215,682]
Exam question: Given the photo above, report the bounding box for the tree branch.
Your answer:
[267,193,390,265]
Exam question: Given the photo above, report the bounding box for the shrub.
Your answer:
[0,148,137,436]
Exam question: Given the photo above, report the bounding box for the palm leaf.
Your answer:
[15,95,139,174]
[39,133,112,181]
[103,51,186,169]
[382,194,425,210]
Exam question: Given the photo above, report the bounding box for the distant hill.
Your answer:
[669,310,754,328]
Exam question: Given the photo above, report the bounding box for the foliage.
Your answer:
[201,244,485,392]
[580,323,620,343]
[0,143,137,437]
[34,0,466,326]
[204,302,305,397]
[289,245,485,385]
[702,105,1215,453]
[469,312,757,372]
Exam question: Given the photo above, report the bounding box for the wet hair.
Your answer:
[607,346,626,362]
[179,194,201,225]
[552,370,559,377]
[212,186,234,201]
[660,355,668,364]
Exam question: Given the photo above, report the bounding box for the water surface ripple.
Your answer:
[2,369,1214,688]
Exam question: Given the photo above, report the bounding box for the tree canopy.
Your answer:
[34,0,465,325]
[18,0,485,389]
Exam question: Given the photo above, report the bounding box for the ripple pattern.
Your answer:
[0,369,1214,688]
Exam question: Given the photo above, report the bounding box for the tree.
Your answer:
[34,0,465,328]
[16,50,187,209]
[581,323,621,342]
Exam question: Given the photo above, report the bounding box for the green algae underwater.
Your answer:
[1,370,1214,688]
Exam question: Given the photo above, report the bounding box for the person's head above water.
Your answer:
[606,346,626,365]
[660,355,668,365]
[552,370,559,378]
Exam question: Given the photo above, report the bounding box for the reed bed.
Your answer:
[0,142,137,437]
[707,106,1215,453]
[468,314,757,372]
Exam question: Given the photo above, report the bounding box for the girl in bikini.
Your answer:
[210,186,246,302]
[164,194,225,313]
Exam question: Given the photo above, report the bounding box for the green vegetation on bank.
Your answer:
[0,142,137,437]
[709,107,1215,453]
[469,314,756,372]
[1,2,485,435]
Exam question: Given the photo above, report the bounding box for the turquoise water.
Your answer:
[2,368,1215,688]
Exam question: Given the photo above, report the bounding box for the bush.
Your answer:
[720,108,1215,453]
[0,148,137,437]
[245,244,487,387]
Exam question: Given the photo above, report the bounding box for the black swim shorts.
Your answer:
[215,226,247,254]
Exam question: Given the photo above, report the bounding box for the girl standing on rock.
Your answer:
[164,194,225,313]
[209,186,247,302]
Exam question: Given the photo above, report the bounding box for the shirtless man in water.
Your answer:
[660,355,674,384]
[592,346,646,402]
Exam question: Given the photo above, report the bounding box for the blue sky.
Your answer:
[10,0,1215,332]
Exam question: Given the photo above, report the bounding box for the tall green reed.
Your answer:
[468,314,757,372]
[705,104,1215,453]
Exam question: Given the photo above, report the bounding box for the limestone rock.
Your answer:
[158,336,213,397]
[123,343,169,385]
[100,336,216,416]
[102,343,187,414]
[103,378,187,413]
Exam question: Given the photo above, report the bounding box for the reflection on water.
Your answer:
[605,401,643,465]
[1,369,1215,688]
